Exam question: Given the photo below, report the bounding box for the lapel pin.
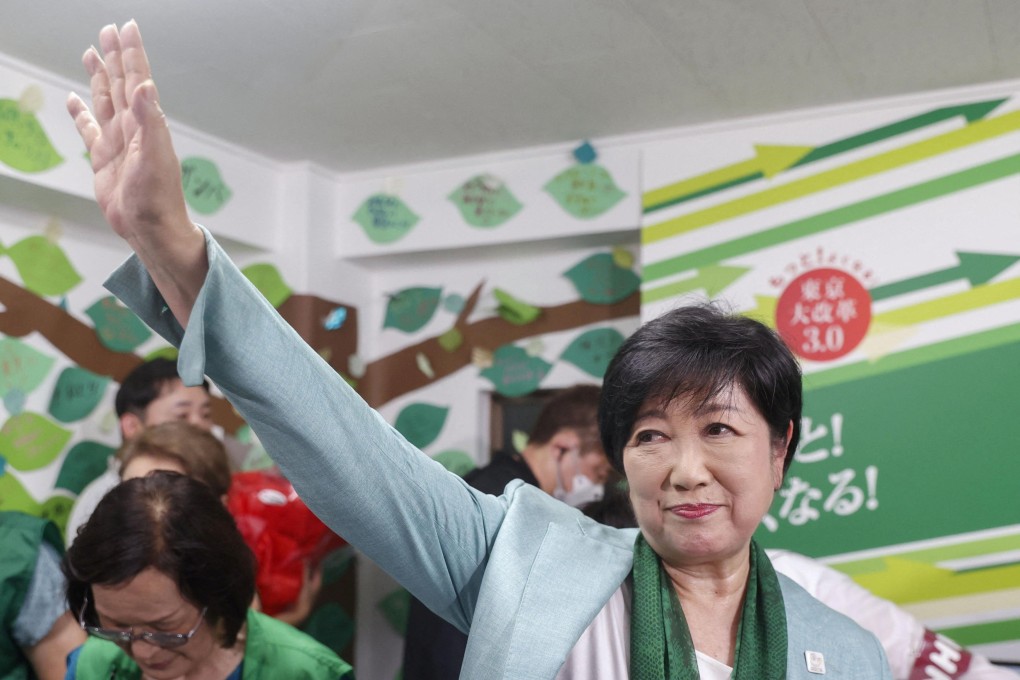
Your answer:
[805,650,826,674]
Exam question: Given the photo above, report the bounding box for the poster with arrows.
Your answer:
[641,94,1020,658]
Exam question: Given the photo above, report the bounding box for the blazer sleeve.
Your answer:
[105,228,507,632]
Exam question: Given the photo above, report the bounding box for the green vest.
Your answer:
[74,609,354,679]
[0,512,65,680]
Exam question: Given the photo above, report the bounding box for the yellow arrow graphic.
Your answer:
[644,109,1020,244]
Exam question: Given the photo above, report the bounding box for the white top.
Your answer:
[556,583,733,679]
[65,465,120,545]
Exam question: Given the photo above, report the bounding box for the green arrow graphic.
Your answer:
[870,251,1020,302]
[642,145,812,213]
[643,108,1020,245]
[644,152,1020,283]
[873,276,1020,327]
[641,264,751,304]
[791,98,1006,168]
[642,98,1005,215]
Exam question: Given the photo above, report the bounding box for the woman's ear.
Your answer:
[771,420,794,490]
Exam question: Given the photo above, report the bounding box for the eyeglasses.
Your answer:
[78,594,208,649]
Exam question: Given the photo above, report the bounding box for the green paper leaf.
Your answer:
[438,328,463,353]
[48,367,111,423]
[394,403,449,450]
[564,253,640,304]
[144,346,179,362]
[39,494,73,536]
[0,338,55,399]
[181,156,233,215]
[0,474,39,515]
[0,413,72,471]
[447,174,523,228]
[544,163,626,219]
[0,98,63,173]
[511,429,529,454]
[54,440,116,495]
[241,263,293,308]
[432,450,476,478]
[353,194,420,244]
[6,236,82,296]
[560,327,626,378]
[302,602,354,655]
[384,287,442,333]
[493,288,541,325]
[443,293,465,314]
[377,588,410,636]
[85,296,153,353]
[4,388,26,415]
[480,345,551,397]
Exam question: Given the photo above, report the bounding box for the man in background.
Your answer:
[64,357,212,544]
[402,384,612,680]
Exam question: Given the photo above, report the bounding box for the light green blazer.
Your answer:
[107,230,891,679]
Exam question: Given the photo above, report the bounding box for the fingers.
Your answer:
[82,46,114,125]
[98,24,128,115]
[66,92,101,151]
[119,21,154,108]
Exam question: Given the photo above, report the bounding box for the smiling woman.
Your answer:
[62,472,353,679]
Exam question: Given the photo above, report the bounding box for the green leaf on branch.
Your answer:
[353,194,420,245]
[86,296,153,353]
[544,163,626,219]
[0,98,63,173]
[480,345,551,397]
[241,263,293,308]
[48,367,110,423]
[493,288,541,325]
[564,253,640,304]
[448,174,523,228]
[0,412,72,471]
[181,156,233,215]
[54,440,116,495]
[384,287,442,333]
[0,338,55,399]
[394,403,449,449]
[6,236,82,296]
[560,327,625,377]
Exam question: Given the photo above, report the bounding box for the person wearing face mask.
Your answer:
[402,384,612,680]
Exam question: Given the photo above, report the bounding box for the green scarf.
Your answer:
[630,535,787,679]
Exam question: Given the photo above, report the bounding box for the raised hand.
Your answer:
[67,21,208,326]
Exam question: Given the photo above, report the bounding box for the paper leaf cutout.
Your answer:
[384,287,442,333]
[438,328,463,353]
[493,288,541,325]
[0,412,72,471]
[302,602,354,655]
[544,164,626,219]
[0,474,38,515]
[432,450,476,478]
[480,345,551,397]
[144,346,179,362]
[4,388,26,415]
[443,293,465,314]
[54,440,116,495]
[377,588,410,635]
[573,140,597,164]
[511,429,529,454]
[560,327,625,378]
[48,367,111,423]
[181,156,233,215]
[448,174,522,228]
[564,253,640,304]
[241,263,293,308]
[324,307,348,330]
[0,98,63,173]
[353,194,419,244]
[0,338,55,399]
[6,235,82,296]
[394,403,449,449]
[39,495,73,535]
[611,246,634,269]
[415,352,435,379]
[85,296,153,353]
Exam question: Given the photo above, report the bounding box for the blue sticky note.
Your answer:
[324,307,348,330]
[573,140,597,164]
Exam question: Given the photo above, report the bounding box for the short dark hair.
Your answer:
[115,358,210,418]
[529,384,602,454]
[599,302,802,475]
[64,472,255,646]
[117,422,232,498]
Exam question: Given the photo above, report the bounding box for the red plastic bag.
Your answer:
[227,469,346,616]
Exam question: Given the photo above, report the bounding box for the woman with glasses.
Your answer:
[62,471,353,679]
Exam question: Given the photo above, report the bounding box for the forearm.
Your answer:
[124,219,208,328]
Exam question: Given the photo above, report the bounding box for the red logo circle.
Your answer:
[775,268,871,361]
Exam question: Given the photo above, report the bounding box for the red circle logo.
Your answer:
[775,268,872,361]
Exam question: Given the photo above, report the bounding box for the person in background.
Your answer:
[581,484,1019,679]
[403,384,613,679]
[65,358,212,544]
[0,512,86,680]
[116,422,326,628]
[63,472,353,679]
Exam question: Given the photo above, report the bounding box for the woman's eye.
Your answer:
[705,423,732,436]
[634,430,664,444]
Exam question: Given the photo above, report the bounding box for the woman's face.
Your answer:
[623,382,788,569]
[91,567,219,679]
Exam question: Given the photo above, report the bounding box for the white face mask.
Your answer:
[552,447,604,507]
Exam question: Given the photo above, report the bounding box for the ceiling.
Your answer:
[3,0,1019,175]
